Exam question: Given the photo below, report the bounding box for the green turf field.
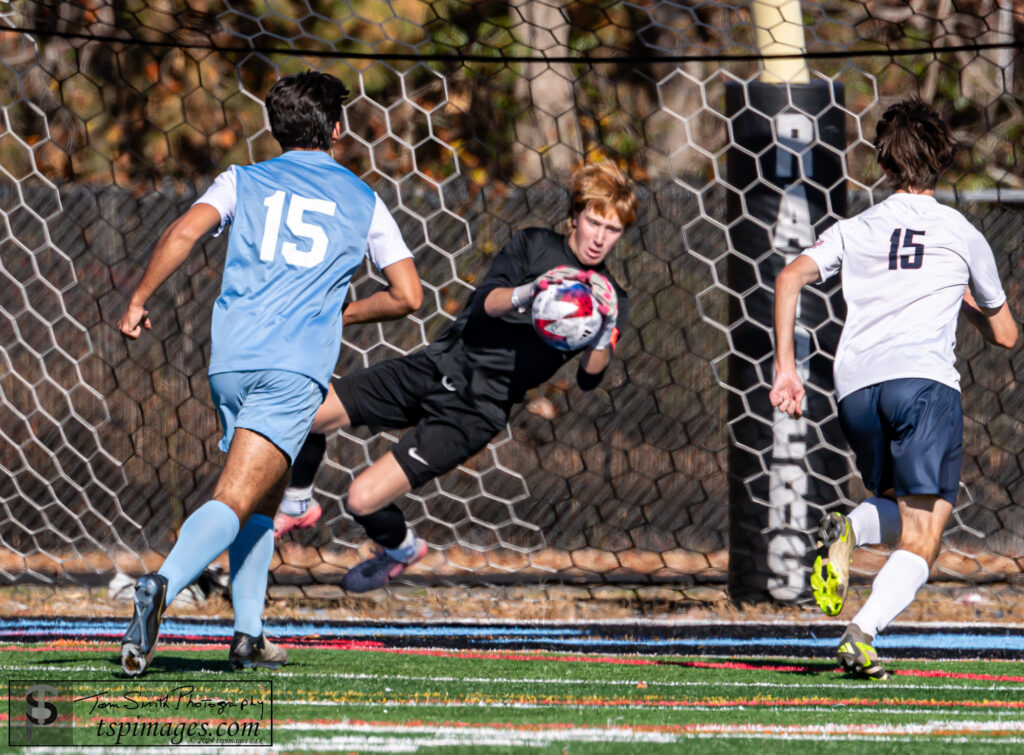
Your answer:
[3,640,1023,753]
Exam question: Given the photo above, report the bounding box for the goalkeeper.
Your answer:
[114,71,421,675]
[276,161,636,592]
[771,98,1018,680]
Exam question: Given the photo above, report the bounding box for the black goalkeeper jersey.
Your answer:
[424,227,630,416]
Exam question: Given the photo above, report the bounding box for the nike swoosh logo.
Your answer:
[408,447,428,465]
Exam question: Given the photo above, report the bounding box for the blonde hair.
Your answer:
[569,162,638,228]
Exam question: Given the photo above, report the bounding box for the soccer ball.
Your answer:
[531,280,603,351]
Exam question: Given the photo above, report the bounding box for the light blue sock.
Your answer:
[229,514,275,637]
[158,500,240,606]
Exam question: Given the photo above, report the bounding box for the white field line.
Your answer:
[22,666,1021,695]
[269,720,1024,750]
[16,721,1024,755]
[272,700,1024,715]
[265,736,1024,753]
[17,735,1024,755]
[281,720,1024,735]
[13,666,1022,694]
[18,667,1022,698]
[273,670,1024,693]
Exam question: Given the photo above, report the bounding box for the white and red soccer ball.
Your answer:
[532,280,603,351]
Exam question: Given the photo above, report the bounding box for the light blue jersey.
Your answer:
[206,150,375,390]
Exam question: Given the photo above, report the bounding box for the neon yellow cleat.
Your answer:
[810,511,853,616]
[837,624,889,681]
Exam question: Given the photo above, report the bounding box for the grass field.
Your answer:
[2,618,1024,753]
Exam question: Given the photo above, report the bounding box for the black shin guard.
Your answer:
[350,503,407,549]
[291,433,326,488]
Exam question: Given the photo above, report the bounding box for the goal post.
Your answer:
[725,0,849,603]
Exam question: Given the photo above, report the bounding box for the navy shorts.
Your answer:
[838,378,963,504]
[333,351,508,489]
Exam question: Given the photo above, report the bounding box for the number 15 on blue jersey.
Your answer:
[260,190,337,268]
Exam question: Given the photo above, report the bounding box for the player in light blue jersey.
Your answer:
[115,71,422,675]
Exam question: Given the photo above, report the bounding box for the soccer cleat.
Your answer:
[837,624,889,681]
[810,511,854,616]
[229,632,289,670]
[341,537,428,593]
[274,498,322,539]
[120,572,169,677]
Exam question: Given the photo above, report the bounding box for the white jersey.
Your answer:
[802,192,1006,400]
[194,165,413,271]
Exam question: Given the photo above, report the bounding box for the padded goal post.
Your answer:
[724,77,849,603]
[724,1,850,603]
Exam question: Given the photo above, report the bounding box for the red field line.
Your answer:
[373,646,1024,683]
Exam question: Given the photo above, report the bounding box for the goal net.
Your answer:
[1,0,1021,601]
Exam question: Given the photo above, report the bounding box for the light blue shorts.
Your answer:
[209,370,325,464]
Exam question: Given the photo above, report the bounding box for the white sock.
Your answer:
[847,496,901,546]
[851,549,930,636]
[279,484,313,516]
[385,529,418,562]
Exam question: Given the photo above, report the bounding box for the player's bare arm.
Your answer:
[117,202,221,339]
[770,254,822,417]
[960,288,1018,349]
[341,258,423,325]
[579,347,611,374]
[483,286,524,317]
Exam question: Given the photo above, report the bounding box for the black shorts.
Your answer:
[332,351,509,489]
[838,378,963,504]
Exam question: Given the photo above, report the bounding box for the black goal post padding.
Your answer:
[724,80,849,604]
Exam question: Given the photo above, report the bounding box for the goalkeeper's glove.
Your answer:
[535,265,584,291]
[509,265,583,311]
[582,270,619,350]
[579,270,617,319]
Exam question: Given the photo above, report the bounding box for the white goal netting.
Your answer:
[1,1,1023,599]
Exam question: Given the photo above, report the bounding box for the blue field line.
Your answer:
[491,634,1024,651]
[0,619,584,639]
[3,618,1024,653]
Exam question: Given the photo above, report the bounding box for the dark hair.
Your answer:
[875,98,956,192]
[265,71,350,150]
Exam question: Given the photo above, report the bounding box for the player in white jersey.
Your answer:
[771,98,1018,679]
[114,72,421,675]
